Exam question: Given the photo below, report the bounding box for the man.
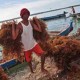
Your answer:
[71,6,75,14]
[12,8,48,73]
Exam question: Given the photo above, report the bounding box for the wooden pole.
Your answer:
[0,4,80,23]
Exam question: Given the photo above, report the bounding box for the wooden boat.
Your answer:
[0,59,17,69]
[40,13,66,21]
[49,21,73,36]
[59,21,73,36]
[70,13,80,18]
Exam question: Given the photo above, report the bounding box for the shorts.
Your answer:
[24,44,44,62]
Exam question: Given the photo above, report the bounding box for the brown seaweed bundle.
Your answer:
[31,17,50,41]
[39,36,80,70]
[0,22,24,62]
[50,36,80,70]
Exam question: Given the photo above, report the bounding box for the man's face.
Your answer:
[22,13,29,20]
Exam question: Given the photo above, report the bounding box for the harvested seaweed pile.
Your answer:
[31,17,50,41]
[51,36,80,70]
[0,22,23,53]
[0,22,24,62]
[40,36,80,71]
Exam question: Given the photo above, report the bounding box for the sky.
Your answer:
[0,0,80,21]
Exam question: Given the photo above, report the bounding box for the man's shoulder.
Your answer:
[17,22,21,26]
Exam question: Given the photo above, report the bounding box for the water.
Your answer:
[0,46,3,60]
[0,52,3,60]
[45,17,80,35]
[45,18,71,31]
[30,6,80,34]
[17,15,78,33]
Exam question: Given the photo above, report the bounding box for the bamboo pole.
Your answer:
[0,4,80,23]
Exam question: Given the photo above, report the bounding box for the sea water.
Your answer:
[31,6,80,34]
[0,46,3,60]
[45,17,80,35]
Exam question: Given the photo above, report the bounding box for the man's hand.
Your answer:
[30,17,42,32]
[10,20,16,27]
[33,17,39,25]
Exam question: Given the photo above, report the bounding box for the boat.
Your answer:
[70,13,80,18]
[59,21,73,36]
[0,59,17,69]
[49,21,73,36]
[40,13,66,21]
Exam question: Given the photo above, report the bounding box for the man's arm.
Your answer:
[12,22,21,40]
[30,17,42,32]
